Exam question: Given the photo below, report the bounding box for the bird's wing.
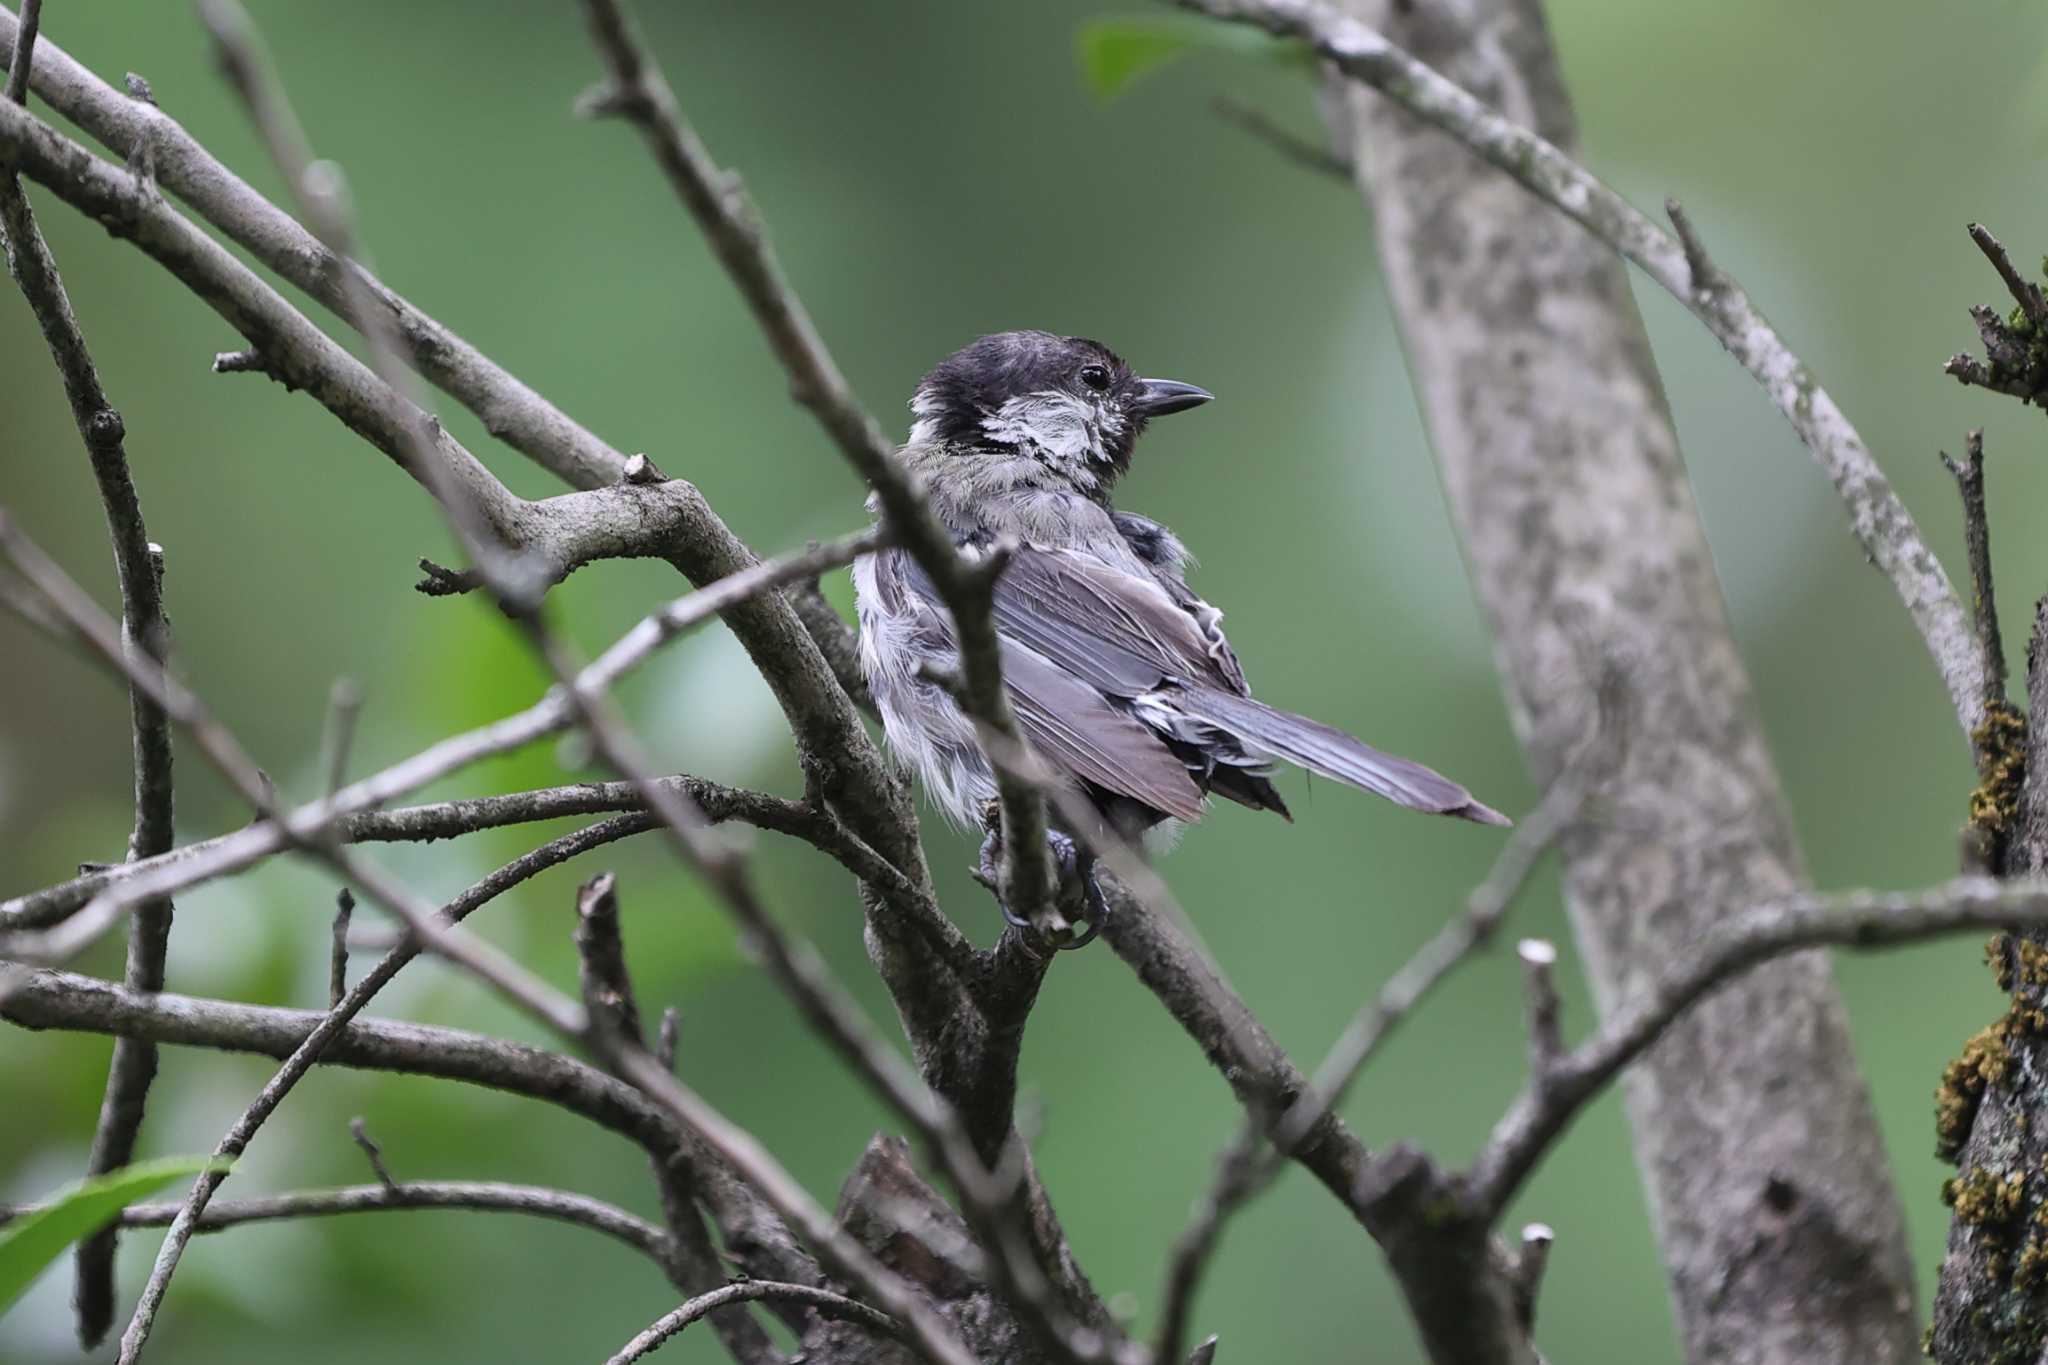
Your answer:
[891,549,1205,822]
[1111,511,1251,695]
[1001,639,1207,823]
[965,545,1510,827]
[979,545,1245,698]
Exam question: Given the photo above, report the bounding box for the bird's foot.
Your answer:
[973,825,1108,951]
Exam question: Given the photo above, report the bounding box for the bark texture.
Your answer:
[1930,608,2048,1364]
[1327,2,1920,1360]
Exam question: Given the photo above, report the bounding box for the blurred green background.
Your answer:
[2,1,2042,1360]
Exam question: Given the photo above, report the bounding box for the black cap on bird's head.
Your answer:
[909,330,1212,491]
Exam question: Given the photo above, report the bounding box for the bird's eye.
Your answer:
[1078,364,1111,392]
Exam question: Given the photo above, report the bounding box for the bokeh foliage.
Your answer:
[4,1,2046,1360]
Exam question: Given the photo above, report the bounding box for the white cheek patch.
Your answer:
[981,392,1122,485]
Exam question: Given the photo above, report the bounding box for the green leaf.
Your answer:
[1076,14,1310,103]
[0,1156,231,1316]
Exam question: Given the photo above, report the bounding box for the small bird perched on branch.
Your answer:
[855,331,1507,940]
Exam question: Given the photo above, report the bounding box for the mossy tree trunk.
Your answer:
[1932,611,2048,1364]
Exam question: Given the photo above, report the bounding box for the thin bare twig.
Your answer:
[319,676,363,797]
[0,963,822,1292]
[1278,779,1581,1155]
[1209,95,1351,179]
[196,0,534,600]
[347,1117,396,1191]
[328,889,353,1008]
[1968,222,2047,328]
[0,6,178,1342]
[1509,1222,1554,1329]
[0,1,626,490]
[1466,875,2048,1215]
[1,1180,673,1264]
[1940,429,2007,707]
[606,1280,901,1365]
[1516,939,1563,1080]
[575,872,644,1044]
[656,1008,681,1072]
[94,808,638,1365]
[1,768,848,931]
[603,1042,981,1365]
[0,521,667,1362]
[1153,1124,1262,1365]
[566,873,782,1364]
[1,0,36,103]
[1149,780,1574,1361]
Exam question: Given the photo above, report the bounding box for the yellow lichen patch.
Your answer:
[1990,933,2016,994]
[2017,1234,2048,1291]
[1939,1021,2017,1163]
[2018,1197,2048,1290]
[1969,702,2028,838]
[2017,938,2048,993]
[1944,1167,2027,1228]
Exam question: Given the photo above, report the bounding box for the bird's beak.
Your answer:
[1131,377,1214,418]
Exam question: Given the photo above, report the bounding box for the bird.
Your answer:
[853,330,1507,940]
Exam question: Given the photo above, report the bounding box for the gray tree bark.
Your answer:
[1929,607,2046,1363]
[1326,2,1920,1360]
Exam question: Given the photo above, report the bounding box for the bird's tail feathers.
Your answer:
[1171,688,1511,827]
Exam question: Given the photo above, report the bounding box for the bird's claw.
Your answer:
[974,826,1109,950]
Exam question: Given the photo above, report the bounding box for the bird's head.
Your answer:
[907,331,1212,493]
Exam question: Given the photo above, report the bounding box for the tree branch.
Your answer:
[0,55,907,785]
[569,871,783,1364]
[509,592,1120,1362]
[576,0,1063,939]
[9,503,992,1365]
[1300,1,1925,1357]
[573,0,1073,949]
[1209,95,1351,179]
[1093,875,1534,1365]
[1940,429,2007,707]
[3,1180,674,1265]
[0,6,179,1343]
[0,2,625,490]
[0,527,893,952]
[1177,0,1987,746]
[607,1280,901,1365]
[1467,876,2048,1215]
[1147,777,1575,1362]
[569,10,1138,1353]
